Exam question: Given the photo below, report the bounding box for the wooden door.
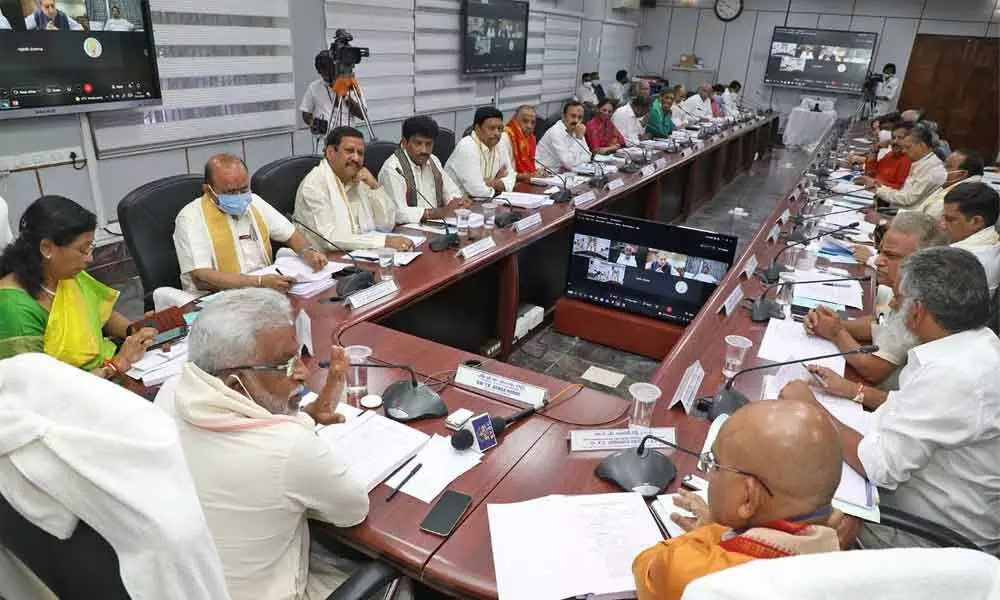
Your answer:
[899,35,999,162]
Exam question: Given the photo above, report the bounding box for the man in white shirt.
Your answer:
[785,247,1000,553]
[445,106,515,198]
[171,154,326,299]
[941,182,1000,292]
[164,289,373,600]
[911,149,984,217]
[612,96,650,147]
[24,0,82,30]
[102,5,134,31]
[378,115,470,225]
[0,194,11,248]
[870,125,947,208]
[607,70,630,105]
[677,84,713,122]
[575,73,599,107]
[535,101,591,172]
[874,63,900,115]
[689,264,719,284]
[721,80,742,118]
[295,127,412,252]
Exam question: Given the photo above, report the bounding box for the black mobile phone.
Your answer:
[149,326,187,350]
[419,490,472,537]
[790,303,810,319]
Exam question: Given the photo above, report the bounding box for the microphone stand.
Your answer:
[698,345,879,420]
[535,160,572,203]
[747,275,871,323]
[316,359,447,422]
[594,433,702,498]
[758,222,859,284]
[287,214,375,298]
[393,167,459,252]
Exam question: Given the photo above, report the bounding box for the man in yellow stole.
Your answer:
[632,398,843,600]
[171,154,327,303]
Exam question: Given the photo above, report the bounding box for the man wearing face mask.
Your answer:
[160,289,378,600]
[710,84,726,118]
[910,148,985,217]
[784,247,1000,554]
[169,154,326,305]
[535,100,592,172]
[589,72,607,102]
[575,73,599,107]
[295,127,413,252]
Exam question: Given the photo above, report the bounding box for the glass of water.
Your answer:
[454,208,471,237]
[722,335,753,379]
[628,382,662,431]
[776,273,796,309]
[344,345,372,400]
[376,247,395,281]
[481,203,497,231]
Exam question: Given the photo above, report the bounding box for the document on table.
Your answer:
[650,488,709,538]
[832,182,864,194]
[317,411,429,492]
[349,250,422,266]
[496,191,549,209]
[758,318,846,374]
[821,210,863,228]
[385,434,482,502]
[488,492,663,600]
[127,339,189,386]
[249,252,350,297]
[791,268,864,309]
[827,168,854,180]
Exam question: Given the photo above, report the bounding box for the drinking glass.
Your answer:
[344,345,372,399]
[481,203,497,231]
[376,248,395,282]
[722,335,753,378]
[628,383,662,431]
[454,208,471,237]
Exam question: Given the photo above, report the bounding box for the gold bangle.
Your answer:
[257,275,262,288]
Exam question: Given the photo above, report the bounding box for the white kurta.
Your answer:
[0,194,11,248]
[443,134,516,199]
[293,160,397,251]
[857,327,1000,554]
[378,152,464,225]
[612,104,644,147]
[721,90,740,118]
[671,104,689,129]
[875,152,947,208]
[103,17,135,31]
[607,81,627,103]
[535,122,592,172]
[951,226,1000,292]
[679,95,713,120]
[576,84,599,105]
[24,11,82,30]
[173,195,295,294]
[910,176,983,217]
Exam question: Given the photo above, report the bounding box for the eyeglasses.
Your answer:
[226,351,300,378]
[697,449,774,497]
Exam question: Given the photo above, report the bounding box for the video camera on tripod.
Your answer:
[312,29,377,139]
[326,28,369,79]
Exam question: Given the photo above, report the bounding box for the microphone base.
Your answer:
[550,188,572,203]
[335,271,376,297]
[382,381,448,422]
[589,175,609,189]
[595,447,678,498]
[758,264,786,285]
[703,387,750,420]
[620,164,641,174]
[782,231,808,244]
[429,233,459,252]
[749,298,785,323]
[495,211,524,229]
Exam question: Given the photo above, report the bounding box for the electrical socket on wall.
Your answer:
[0,147,84,172]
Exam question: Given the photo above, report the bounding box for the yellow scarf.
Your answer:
[43,271,119,370]
[199,195,272,274]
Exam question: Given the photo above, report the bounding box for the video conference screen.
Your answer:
[461,0,528,76]
[763,27,877,94]
[566,211,738,326]
[0,0,161,119]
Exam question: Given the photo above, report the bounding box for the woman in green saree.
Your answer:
[0,195,157,379]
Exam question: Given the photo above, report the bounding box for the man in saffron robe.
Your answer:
[500,105,543,183]
[632,398,843,600]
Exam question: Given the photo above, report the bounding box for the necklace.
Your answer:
[41,284,57,297]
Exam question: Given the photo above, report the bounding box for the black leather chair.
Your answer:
[990,285,1000,335]
[462,124,474,138]
[535,115,555,140]
[856,505,981,550]
[364,141,399,177]
[117,175,204,311]
[433,127,456,164]
[251,155,322,217]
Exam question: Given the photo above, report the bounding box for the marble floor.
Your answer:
[507,146,814,398]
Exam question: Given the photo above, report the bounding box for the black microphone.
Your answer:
[698,345,879,420]
[747,275,871,323]
[467,194,526,228]
[286,214,375,298]
[315,359,447,422]
[450,404,537,450]
[759,222,859,284]
[534,159,572,203]
[393,167,459,252]
[791,205,863,227]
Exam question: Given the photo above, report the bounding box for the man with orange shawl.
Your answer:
[500,105,543,183]
[632,398,843,600]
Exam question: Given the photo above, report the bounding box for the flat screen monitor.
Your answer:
[566,210,738,325]
[763,27,877,94]
[461,0,529,76]
[0,0,161,120]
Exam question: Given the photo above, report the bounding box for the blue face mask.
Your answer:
[212,187,252,216]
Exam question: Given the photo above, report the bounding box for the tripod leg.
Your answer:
[350,81,378,140]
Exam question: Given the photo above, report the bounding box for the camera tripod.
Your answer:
[331,75,376,140]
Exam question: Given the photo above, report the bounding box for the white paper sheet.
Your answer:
[399,234,427,247]
[496,192,549,209]
[762,366,872,435]
[650,489,709,538]
[249,253,350,297]
[827,168,854,179]
[384,434,482,502]
[580,365,626,388]
[832,182,864,194]
[791,269,864,309]
[757,318,846,374]
[349,250,422,266]
[317,411,429,492]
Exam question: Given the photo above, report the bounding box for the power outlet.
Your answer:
[0,147,84,171]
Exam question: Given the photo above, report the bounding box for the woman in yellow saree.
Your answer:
[0,196,157,379]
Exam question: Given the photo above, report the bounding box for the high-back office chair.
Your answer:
[250,155,322,217]
[866,505,982,550]
[462,124,475,138]
[117,175,203,311]
[990,285,1000,335]
[534,115,555,140]
[433,127,456,164]
[364,141,400,177]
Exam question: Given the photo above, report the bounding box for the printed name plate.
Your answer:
[654,158,667,170]
[458,236,497,260]
[640,164,657,177]
[454,364,546,408]
[513,212,543,233]
[570,427,676,452]
[741,254,759,279]
[720,285,745,316]
[670,360,705,414]
[346,279,399,310]
[606,178,625,191]
[573,191,597,206]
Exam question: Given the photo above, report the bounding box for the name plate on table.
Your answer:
[513,212,543,233]
[640,164,657,177]
[605,178,625,191]
[741,254,759,279]
[458,236,496,260]
[720,285,745,316]
[454,364,547,408]
[655,157,667,170]
[345,280,398,309]
[573,191,597,207]
[768,224,781,242]
[670,360,705,415]
[570,427,676,452]
[778,209,791,224]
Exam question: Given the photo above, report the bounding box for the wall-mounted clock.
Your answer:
[714,0,744,22]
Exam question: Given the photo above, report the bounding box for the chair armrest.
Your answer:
[879,505,981,550]
[325,561,399,600]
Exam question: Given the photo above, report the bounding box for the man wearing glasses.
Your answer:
[158,288,374,600]
[632,398,843,600]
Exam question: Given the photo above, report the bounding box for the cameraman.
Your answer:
[300,50,365,135]
[874,63,900,115]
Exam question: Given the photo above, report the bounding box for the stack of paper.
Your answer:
[249,253,350,297]
[488,493,662,600]
[790,268,864,309]
[826,168,854,180]
[831,182,865,195]
[574,163,619,176]
[125,339,189,386]
[529,174,587,188]
[640,139,673,151]
[385,435,482,503]
[758,317,846,374]
[349,250,422,266]
[317,411,429,492]
[650,488,709,538]
[495,192,549,209]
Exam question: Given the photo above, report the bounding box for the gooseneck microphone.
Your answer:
[791,205,864,227]
[533,159,572,203]
[315,359,447,422]
[698,345,879,420]
[595,433,701,498]
[287,213,375,297]
[450,405,537,450]
[759,222,860,284]
[393,167,459,252]
[747,274,871,323]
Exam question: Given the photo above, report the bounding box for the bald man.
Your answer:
[170,154,327,302]
[632,399,842,600]
[677,84,714,123]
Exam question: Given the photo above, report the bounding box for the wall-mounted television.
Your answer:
[763,27,877,94]
[566,210,738,326]
[461,0,529,76]
[0,0,161,120]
